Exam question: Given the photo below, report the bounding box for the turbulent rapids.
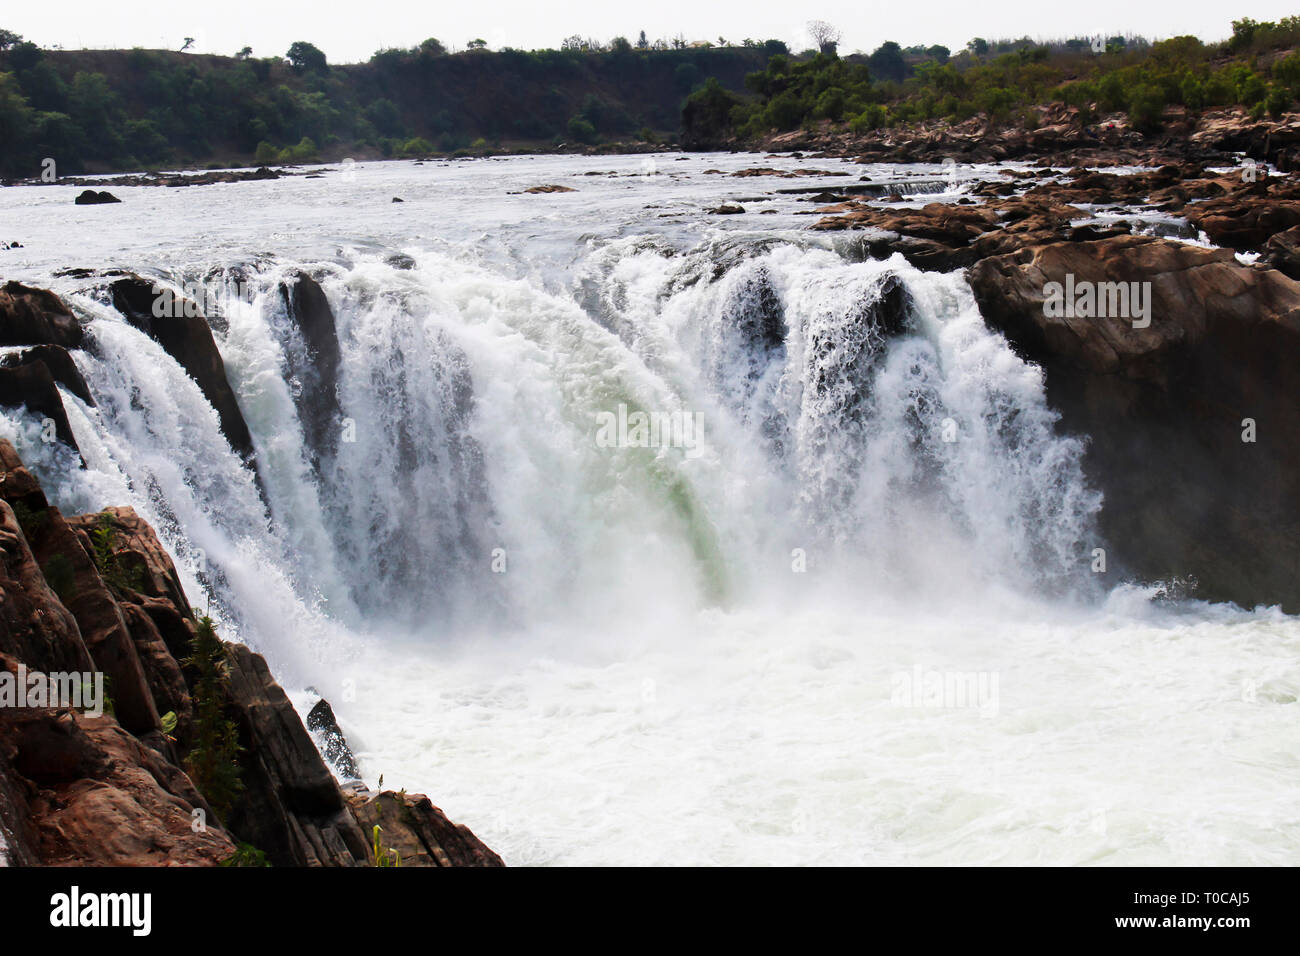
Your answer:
[1,155,1296,866]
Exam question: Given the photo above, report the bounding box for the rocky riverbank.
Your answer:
[753,105,1300,171]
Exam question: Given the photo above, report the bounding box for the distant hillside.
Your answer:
[5,17,1299,178]
[683,18,1300,149]
[0,37,778,175]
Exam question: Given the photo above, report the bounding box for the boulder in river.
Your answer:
[74,190,120,205]
[969,235,1300,610]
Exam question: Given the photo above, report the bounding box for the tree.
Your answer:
[1228,18,1259,53]
[566,115,597,143]
[808,20,841,55]
[967,37,989,57]
[180,38,195,53]
[681,77,742,147]
[364,97,403,137]
[7,40,41,71]
[611,36,632,54]
[636,30,648,50]
[0,29,22,51]
[235,46,252,60]
[286,41,328,74]
[183,617,244,820]
[926,45,950,64]
[467,39,488,51]
[869,41,906,83]
[419,37,446,56]
[0,72,34,171]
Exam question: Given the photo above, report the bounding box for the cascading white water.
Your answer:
[2,154,1295,865]
[2,235,1100,689]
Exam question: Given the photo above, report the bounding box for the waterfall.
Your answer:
[0,236,1101,694]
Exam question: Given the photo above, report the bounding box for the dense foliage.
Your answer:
[0,33,770,175]
[688,17,1300,143]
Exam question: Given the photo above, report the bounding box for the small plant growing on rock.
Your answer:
[220,842,270,867]
[90,512,144,594]
[183,616,244,819]
[372,824,401,867]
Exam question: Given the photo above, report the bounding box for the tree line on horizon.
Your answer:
[1,17,1299,176]
[685,17,1300,145]
[0,29,781,175]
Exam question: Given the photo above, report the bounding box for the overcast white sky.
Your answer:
[5,0,1298,63]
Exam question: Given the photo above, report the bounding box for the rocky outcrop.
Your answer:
[0,282,84,349]
[345,787,505,867]
[752,106,1288,169]
[0,708,235,865]
[0,359,81,452]
[306,697,357,778]
[0,440,503,866]
[32,508,161,736]
[0,345,95,408]
[278,272,341,473]
[969,236,1300,609]
[108,276,257,466]
[1265,225,1300,279]
[55,168,282,190]
[222,643,371,867]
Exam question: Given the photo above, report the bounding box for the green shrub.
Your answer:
[183,616,244,820]
[371,824,401,867]
[566,115,597,144]
[1266,85,1291,117]
[1128,84,1167,132]
[220,843,270,867]
[1275,52,1300,93]
[849,104,889,132]
[253,141,279,164]
[281,136,318,163]
[89,513,144,594]
[398,136,434,157]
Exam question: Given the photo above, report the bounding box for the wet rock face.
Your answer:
[0,345,95,408]
[0,359,81,452]
[306,697,358,778]
[0,281,84,349]
[108,276,257,466]
[969,236,1300,610]
[221,643,373,866]
[279,272,342,473]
